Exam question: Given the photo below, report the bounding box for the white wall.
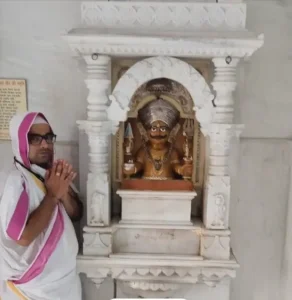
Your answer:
[0,0,87,142]
[0,1,291,300]
[230,139,290,300]
[235,1,292,138]
[230,2,292,300]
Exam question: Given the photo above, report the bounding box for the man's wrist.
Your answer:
[45,192,59,204]
[61,192,70,202]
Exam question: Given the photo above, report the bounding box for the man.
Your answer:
[0,112,83,300]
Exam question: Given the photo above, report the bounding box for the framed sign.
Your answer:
[0,79,27,140]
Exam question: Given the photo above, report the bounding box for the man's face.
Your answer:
[28,123,55,169]
[147,120,170,146]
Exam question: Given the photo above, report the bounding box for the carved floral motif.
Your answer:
[110,266,235,280]
[87,173,110,226]
[79,263,237,292]
[83,232,111,256]
[204,176,230,229]
[81,2,246,30]
[126,281,179,291]
[130,79,194,117]
[212,194,226,227]
[89,192,105,225]
[201,235,230,260]
[120,281,181,298]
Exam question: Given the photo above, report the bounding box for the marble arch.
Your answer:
[107,56,215,133]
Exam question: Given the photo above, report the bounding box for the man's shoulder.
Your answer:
[2,167,24,189]
[7,166,23,179]
[0,167,25,203]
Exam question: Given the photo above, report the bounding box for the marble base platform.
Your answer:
[117,189,197,225]
[112,221,202,255]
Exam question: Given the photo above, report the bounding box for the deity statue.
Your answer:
[123,98,193,180]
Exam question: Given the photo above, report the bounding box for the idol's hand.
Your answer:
[123,163,137,176]
[179,163,193,178]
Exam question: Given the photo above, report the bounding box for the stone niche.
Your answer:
[65,1,264,299]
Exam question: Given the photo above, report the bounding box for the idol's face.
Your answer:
[147,120,170,146]
[28,123,55,169]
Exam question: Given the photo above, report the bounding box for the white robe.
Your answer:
[0,112,81,300]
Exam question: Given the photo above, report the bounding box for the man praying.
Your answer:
[0,112,83,300]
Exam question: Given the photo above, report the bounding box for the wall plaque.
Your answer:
[0,79,27,140]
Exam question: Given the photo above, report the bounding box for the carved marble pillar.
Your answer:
[77,55,112,255]
[203,57,242,232]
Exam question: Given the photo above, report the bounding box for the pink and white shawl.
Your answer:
[0,112,81,300]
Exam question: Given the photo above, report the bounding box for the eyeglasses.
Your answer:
[28,133,57,145]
